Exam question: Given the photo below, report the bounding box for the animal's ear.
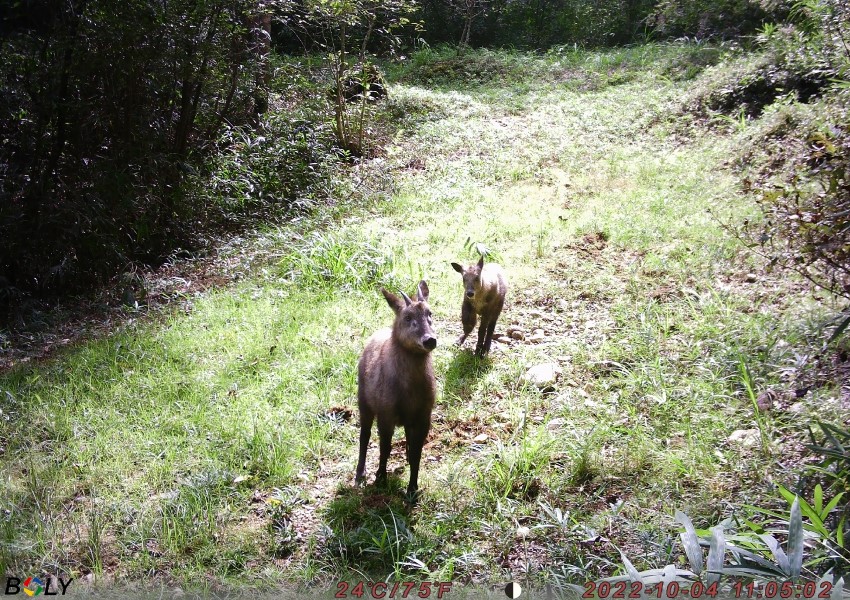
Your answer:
[451,262,463,274]
[417,280,429,302]
[381,288,404,315]
[477,255,485,268]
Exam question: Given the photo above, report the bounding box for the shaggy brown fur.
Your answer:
[355,281,437,499]
[450,256,508,357]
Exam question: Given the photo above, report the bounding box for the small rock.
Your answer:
[788,402,807,415]
[473,433,489,443]
[522,363,561,390]
[510,330,525,340]
[728,429,761,447]
[556,299,569,311]
[745,273,758,283]
[529,330,545,343]
[496,335,512,343]
[533,328,544,336]
[547,417,567,430]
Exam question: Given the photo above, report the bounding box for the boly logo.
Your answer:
[22,578,42,597]
[4,577,73,596]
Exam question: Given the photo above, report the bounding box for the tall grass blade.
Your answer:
[620,551,644,584]
[788,497,803,580]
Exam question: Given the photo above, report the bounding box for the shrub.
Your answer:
[745,102,850,305]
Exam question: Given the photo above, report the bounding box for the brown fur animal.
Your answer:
[355,281,437,499]
[450,256,507,357]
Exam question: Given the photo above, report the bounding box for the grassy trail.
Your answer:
[0,47,843,593]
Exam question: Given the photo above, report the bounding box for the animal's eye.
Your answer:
[405,315,413,323]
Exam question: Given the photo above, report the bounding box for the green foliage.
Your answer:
[734,0,850,313]
[604,497,847,595]
[199,111,338,222]
[745,109,850,301]
[274,228,399,290]
[416,0,658,49]
[649,0,778,39]
[808,422,850,501]
[0,0,274,299]
[294,0,417,157]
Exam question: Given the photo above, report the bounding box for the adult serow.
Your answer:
[450,256,507,357]
[355,281,437,499]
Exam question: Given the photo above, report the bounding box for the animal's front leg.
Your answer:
[457,299,477,346]
[375,417,394,485]
[355,409,374,484]
[475,316,490,356]
[404,421,430,501]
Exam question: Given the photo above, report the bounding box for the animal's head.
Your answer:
[451,256,485,300]
[382,281,437,353]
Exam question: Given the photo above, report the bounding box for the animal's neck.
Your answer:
[389,334,430,365]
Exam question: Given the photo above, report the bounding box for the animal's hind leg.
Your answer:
[475,316,490,356]
[482,302,504,355]
[355,408,374,484]
[375,416,394,485]
[457,299,477,346]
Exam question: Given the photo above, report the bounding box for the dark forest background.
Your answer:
[1,0,847,320]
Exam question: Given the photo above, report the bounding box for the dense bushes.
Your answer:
[649,0,783,39]
[0,0,271,300]
[743,0,850,306]
[414,0,658,49]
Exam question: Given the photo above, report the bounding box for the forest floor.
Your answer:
[1,45,848,598]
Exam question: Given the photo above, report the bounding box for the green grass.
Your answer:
[1,43,848,594]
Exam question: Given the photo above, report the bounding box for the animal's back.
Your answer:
[358,327,392,405]
[472,263,507,313]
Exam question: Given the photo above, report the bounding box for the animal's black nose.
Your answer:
[466,291,474,298]
[423,337,437,350]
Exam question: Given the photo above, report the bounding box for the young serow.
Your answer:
[355,281,437,500]
[450,256,508,357]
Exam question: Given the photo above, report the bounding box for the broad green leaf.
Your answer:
[760,533,790,575]
[619,551,644,596]
[814,483,823,515]
[675,510,704,575]
[788,497,803,580]
[822,491,845,518]
[706,526,725,585]
[831,577,845,600]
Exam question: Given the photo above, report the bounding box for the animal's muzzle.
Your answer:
[423,337,437,351]
[466,291,474,298]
